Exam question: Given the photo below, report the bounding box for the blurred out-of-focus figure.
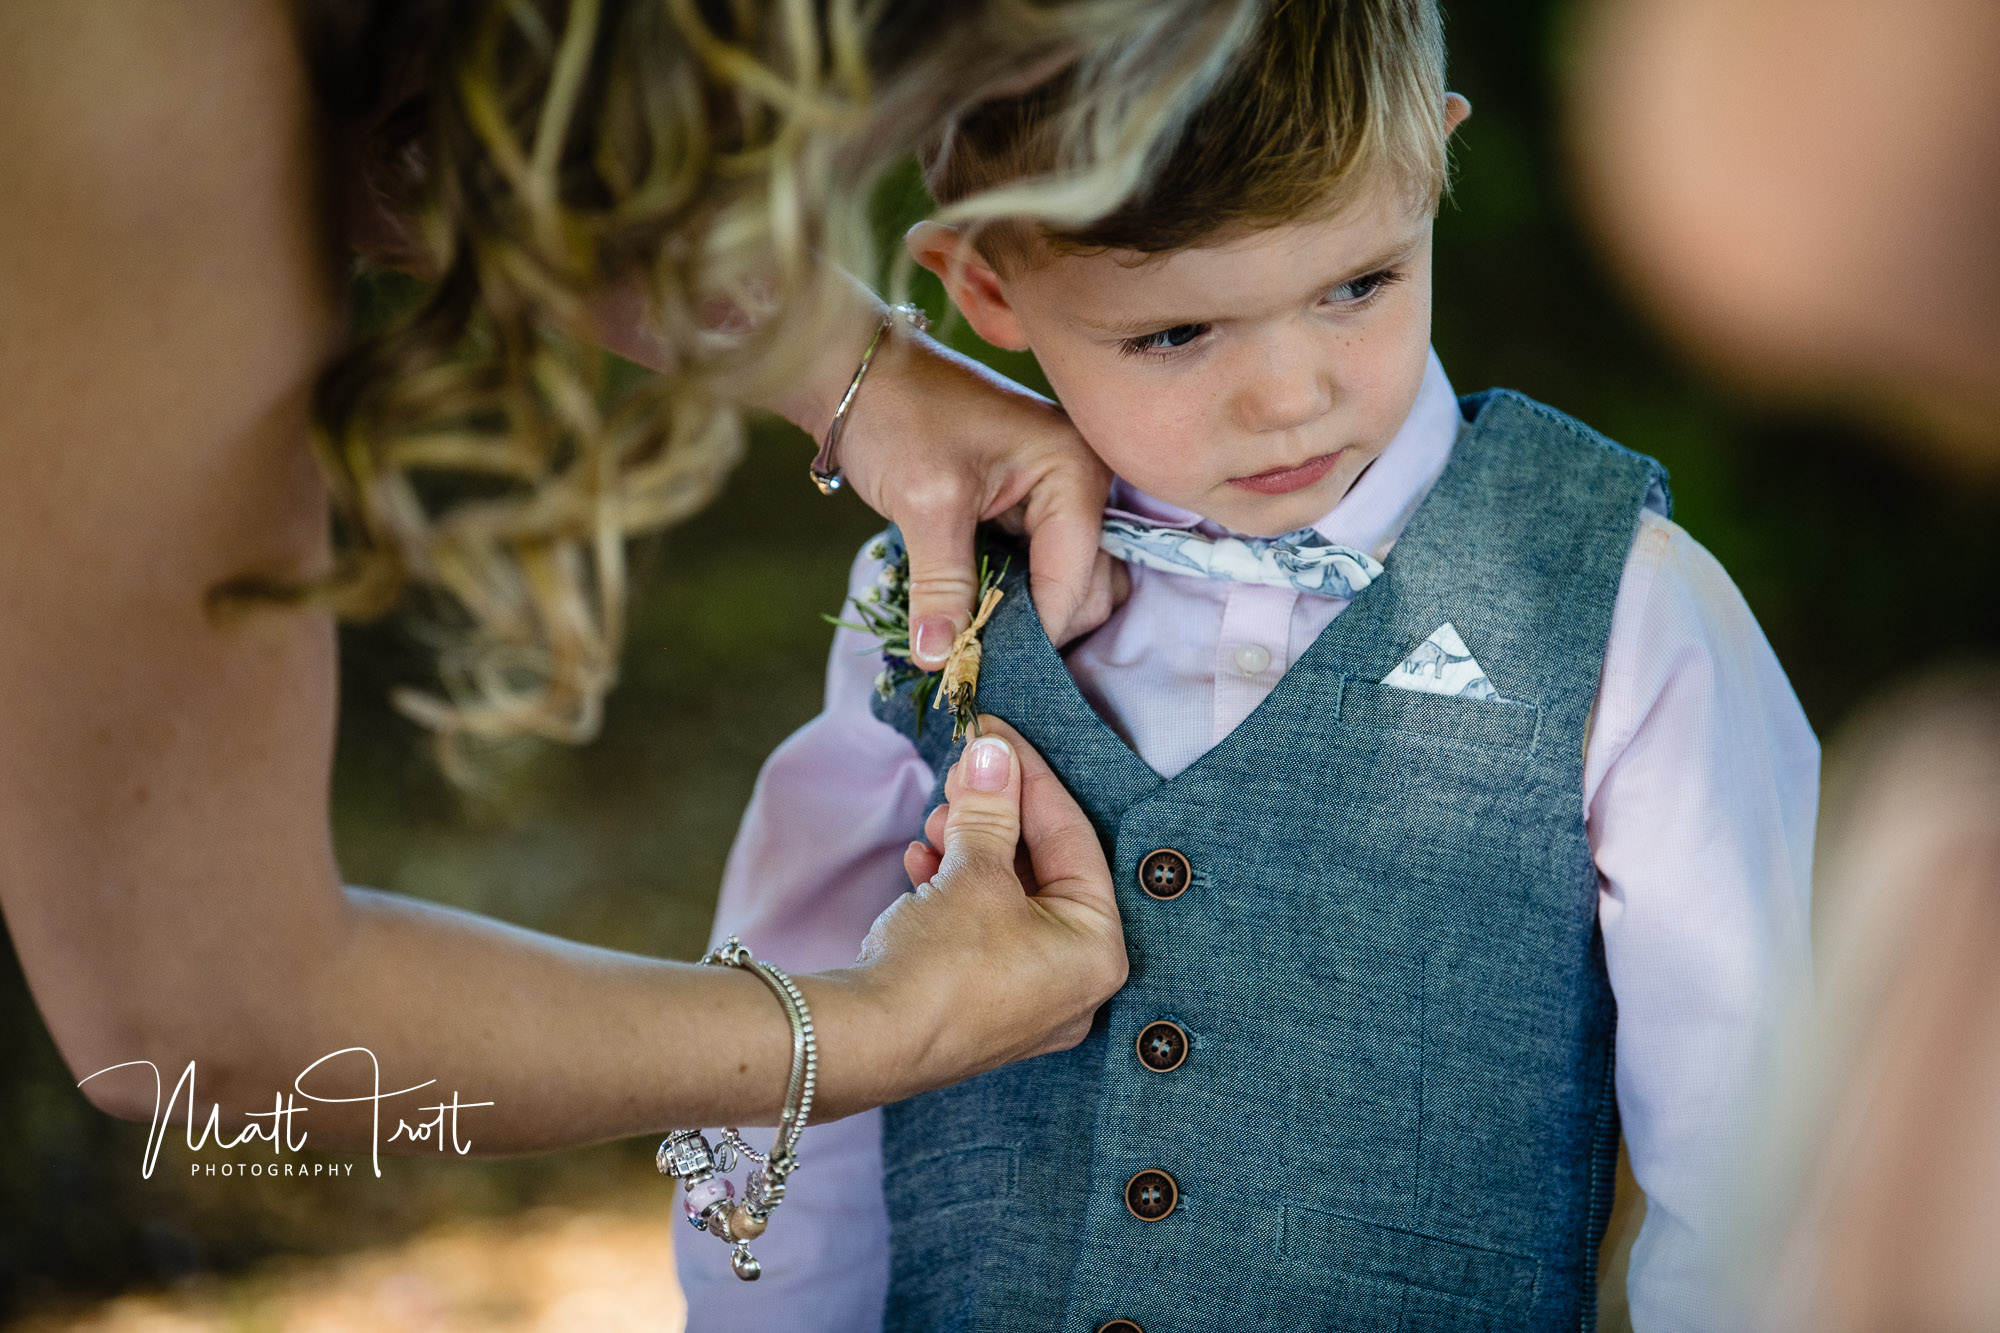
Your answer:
[1758,669,2000,1329]
[1569,1,2000,1325]
[1569,0,2000,473]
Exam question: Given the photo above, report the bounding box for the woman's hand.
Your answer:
[802,719,1126,1116]
[766,299,1128,667]
[839,330,1126,664]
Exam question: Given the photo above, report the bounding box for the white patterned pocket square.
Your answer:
[1382,622,1511,702]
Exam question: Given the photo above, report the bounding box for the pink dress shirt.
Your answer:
[676,354,1818,1333]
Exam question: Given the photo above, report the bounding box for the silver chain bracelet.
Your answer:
[656,936,817,1281]
[809,302,931,495]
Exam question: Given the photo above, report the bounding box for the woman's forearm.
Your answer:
[70,883,905,1157]
[588,266,886,440]
[71,723,1115,1161]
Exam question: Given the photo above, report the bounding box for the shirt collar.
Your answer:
[1106,349,1461,562]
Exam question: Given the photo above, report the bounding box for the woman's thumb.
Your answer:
[937,735,1022,876]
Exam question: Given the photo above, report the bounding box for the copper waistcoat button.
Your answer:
[1124,1168,1178,1222]
[1137,848,1191,900]
[1096,1322,1145,1333]
[1135,1020,1189,1073]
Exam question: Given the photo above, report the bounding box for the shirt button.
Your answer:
[1135,1020,1189,1073]
[1136,848,1191,900]
[1097,1323,1146,1333]
[1231,642,1273,675]
[1125,1168,1179,1222]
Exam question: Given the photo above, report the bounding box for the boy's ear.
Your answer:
[1445,92,1472,136]
[905,221,1032,353]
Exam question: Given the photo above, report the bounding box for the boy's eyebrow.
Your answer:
[1077,234,1427,337]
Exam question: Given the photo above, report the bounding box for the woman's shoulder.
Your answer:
[1,0,343,569]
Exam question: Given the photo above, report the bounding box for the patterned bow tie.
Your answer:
[1099,517,1384,600]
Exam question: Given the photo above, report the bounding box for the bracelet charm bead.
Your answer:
[657,937,817,1282]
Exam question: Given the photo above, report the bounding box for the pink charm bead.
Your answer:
[682,1175,734,1224]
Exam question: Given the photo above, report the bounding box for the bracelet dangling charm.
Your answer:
[657,937,817,1281]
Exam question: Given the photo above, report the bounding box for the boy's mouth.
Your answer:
[1228,451,1342,496]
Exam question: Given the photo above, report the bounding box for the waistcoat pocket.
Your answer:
[1337,677,1541,755]
[883,1143,1027,1332]
[1279,1205,1540,1326]
[883,1143,1018,1218]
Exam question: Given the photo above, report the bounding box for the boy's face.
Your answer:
[915,183,1437,537]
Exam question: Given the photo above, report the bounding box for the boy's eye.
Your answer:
[1327,269,1402,305]
[1120,323,1209,357]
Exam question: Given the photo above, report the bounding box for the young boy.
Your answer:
[680,4,1816,1329]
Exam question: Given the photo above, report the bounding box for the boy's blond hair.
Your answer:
[923,0,1448,265]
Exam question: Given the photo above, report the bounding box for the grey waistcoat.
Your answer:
[869,390,1669,1332]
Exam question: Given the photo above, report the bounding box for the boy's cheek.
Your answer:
[1070,422,1189,495]
[1062,391,1210,491]
[1038,345,1246,497]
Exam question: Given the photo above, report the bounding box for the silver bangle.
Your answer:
[656,936,817,1281]
[809,302,930,495]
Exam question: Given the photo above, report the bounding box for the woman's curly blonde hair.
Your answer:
[296,0,1260,765]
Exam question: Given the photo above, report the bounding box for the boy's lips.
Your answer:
[1227,450,1342,495]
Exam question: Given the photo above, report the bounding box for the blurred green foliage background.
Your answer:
[3,1,1995,1322]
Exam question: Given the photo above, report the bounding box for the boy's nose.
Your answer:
[1232,352,1335,436]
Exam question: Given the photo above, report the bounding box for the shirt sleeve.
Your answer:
[676,540,935,1333]
[1587,509,1818,1333]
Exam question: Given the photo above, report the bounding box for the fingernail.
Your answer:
[913,616,954,663]
[964,736,1012,791]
